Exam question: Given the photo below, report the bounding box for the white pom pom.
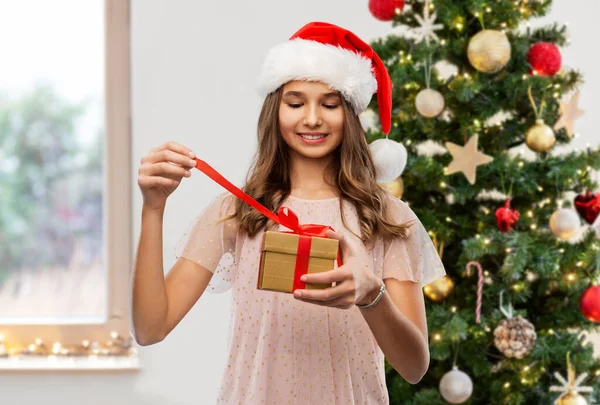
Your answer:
[369,138,407,182]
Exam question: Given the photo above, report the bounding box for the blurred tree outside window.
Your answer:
[0,0,106,322]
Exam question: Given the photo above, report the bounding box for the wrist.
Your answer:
[356,279,384,307]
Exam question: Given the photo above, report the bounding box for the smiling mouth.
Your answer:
[297,133,329,140]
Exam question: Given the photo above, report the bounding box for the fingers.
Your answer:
[294,282,355,309]
[142,148,197,170]
[137,174,180,188]
[141,162,191,179]
[300,268,351,285]
[150,141,196,160]
[139,142,198,183]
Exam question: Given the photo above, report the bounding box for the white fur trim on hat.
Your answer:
[256,38,377,115]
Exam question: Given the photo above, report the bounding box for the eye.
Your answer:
[287,104,302,108]
[324,105,340,109]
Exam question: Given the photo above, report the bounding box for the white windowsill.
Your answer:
[0,354,141,371]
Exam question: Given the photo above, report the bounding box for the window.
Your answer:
[0,0,135,369]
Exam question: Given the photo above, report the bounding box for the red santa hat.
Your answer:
[256,21,393,135]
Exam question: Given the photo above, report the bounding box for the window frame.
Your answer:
[0,0,133,351]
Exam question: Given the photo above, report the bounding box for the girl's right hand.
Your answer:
[137,141,197,211]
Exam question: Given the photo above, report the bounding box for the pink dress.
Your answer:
[174,191,446,405]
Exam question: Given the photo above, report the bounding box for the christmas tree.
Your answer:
[364,0,600,403]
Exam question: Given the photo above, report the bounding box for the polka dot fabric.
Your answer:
[173,192,446,404]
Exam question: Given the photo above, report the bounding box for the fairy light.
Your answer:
[504,382,511,389]
[486,6,491,12]
[518,161,524,168]
[451,306,458,313]
[434,333,442,341]
[440,181,447,188]
[446,216,452,222]
[548,329,555,335]
[523,365,530,372]
[567,273,576,282]
[440,39,447,45]
[530,224,537,230]
[527,211,533,218]
[484,238,491,245]
[506,248,512,253]
[537,186,543,192]
[577,261,583,267]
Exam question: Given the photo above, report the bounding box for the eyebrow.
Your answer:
[282,91,341,99]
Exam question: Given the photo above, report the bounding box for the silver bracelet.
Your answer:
[356,281,386,310]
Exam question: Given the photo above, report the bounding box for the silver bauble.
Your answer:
[439,366,473,404]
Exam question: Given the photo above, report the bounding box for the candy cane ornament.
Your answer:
[466,261,484,324]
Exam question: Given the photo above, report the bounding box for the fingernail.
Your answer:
[300,275,307,281]
[189,159,196,166]
[188,151,195,158]
[294,290,302,298]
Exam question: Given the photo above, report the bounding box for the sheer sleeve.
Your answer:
[173,191,239,293]
[382,196,446,287]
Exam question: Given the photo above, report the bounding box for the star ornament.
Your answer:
[444,134,494,185]
[413,3,443,44]
[553,90,585,138]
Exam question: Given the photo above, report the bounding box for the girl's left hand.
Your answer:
[293,230,382,309]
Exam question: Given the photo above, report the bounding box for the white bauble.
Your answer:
[439,366,473,404]
[415,88,445,118]
[549,208,581,240]
[369,138,407,182]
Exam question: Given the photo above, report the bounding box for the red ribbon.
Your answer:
[193,158,343,291]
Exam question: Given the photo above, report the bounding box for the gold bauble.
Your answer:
[556,390,589,405]
[526,119,556,153]
[378,176,404,199]
[423,275,454,302]
[415,88,445,118]
[467,30,511,73]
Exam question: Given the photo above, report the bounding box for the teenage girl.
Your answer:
[132,21,446,405]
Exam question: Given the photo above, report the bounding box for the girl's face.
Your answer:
[278,80,344,160]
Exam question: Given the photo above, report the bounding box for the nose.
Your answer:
[303,103,322,127]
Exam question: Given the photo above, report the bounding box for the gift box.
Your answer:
[258,231,340,293]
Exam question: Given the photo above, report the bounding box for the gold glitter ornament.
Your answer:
[424,275,454,301]
[415,88,445,118]
[556,391,589,405]
[526,119,556,153]
[467,30,511,74]
[378,176,404,199]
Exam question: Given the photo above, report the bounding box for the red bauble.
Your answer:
[368,0,405,21]
[527,42,562,76]
[495,199,520,233]
[580,285,600,322]
[574,191,600,225]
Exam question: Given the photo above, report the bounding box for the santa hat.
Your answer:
[256,21,392,135]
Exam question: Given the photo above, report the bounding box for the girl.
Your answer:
[132,21,446,405]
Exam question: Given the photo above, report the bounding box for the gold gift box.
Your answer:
[257,231,340,293]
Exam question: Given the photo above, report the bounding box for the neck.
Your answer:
[288,149,337,198]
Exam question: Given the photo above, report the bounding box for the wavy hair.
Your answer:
[220,85,412,248]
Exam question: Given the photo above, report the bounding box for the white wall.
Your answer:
[1,1,598,404]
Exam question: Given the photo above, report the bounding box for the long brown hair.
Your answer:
[220,85,412,248]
